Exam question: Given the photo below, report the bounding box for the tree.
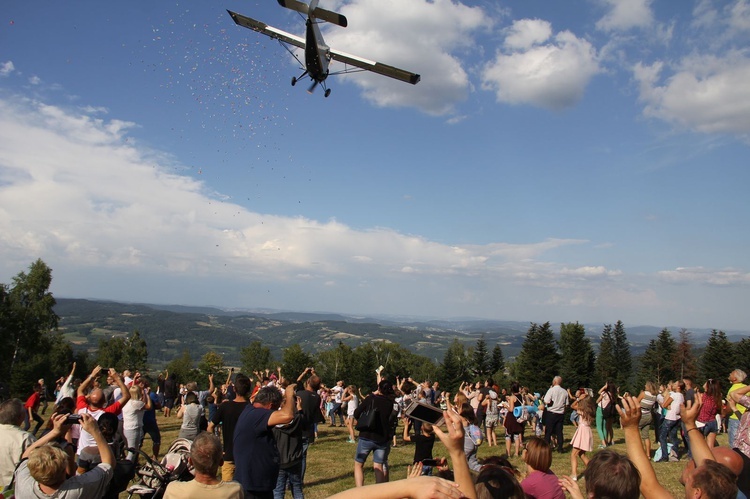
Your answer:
[558,322,596,389]
[672,329,697,381]
[1,259,59,384]
[96,330,148,373]
[472,335,490,377]
[612,321,633,391]
[594,324,616,387]
[700,330,733,383]
[281,344,313,381]
[439,339,472,393]
[197,351,227,381]
[637,328,676,388]
[734,338,750,376]
[515,322,560,393]
[490,344,505,377]
[316,342,355,386]
[240,340,274,375]
[166,350,198,384]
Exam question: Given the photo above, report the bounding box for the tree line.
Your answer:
[2,260,748,399]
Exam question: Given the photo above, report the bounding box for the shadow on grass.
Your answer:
[304,473,358,487]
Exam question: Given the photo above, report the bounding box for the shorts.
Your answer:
[700,419,718,435]
[505,433,521,442]
[638,412,653,440]
[163,398,175,409]
[354,438,391,465]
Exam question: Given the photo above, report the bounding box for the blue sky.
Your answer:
[1,0,749,330]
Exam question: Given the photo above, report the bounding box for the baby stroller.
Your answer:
[126,438,194,498]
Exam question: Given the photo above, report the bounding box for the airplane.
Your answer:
[227,0,421,98]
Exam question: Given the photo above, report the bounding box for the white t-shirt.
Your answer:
[347,395,359,417]
[332,386,343,404]
[122,400,146,430]
[665,392,684,421]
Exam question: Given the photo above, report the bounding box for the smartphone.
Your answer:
[404,400,444,426]
[64,414,82,425]
[421,459,439,467]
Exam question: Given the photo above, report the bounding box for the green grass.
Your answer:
[132,416,703,498]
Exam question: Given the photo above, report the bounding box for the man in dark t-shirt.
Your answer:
[296,371,324,482]
[208,373,250,482]
[234,384,296,499]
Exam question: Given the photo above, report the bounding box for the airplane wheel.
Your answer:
[324,89,331,98]
[291,77,297,87]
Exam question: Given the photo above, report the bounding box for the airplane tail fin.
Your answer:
[277,0,347,27]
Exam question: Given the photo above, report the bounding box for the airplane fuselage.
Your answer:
[305,19,329,83]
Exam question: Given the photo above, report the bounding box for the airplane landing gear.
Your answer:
[291,77,297,86]
[324,88,331,98]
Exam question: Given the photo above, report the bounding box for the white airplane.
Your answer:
[227,0,421,98]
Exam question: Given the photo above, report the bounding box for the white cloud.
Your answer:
[0,61,15,77]
[481,21,601,110]
[596,0,654,32]
[658,267,750,286]
[321,0,492,115]
[504,19,553,50]
[28,75,41,85]
[0,94,621,301]
[633,51,750,135]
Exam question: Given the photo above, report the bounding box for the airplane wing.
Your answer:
[329,48,421,85]
[226,10,305,50]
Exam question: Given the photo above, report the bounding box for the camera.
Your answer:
[64,414,82,425]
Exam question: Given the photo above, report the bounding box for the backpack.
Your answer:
[355,404,380,432]
[467,424,483,446]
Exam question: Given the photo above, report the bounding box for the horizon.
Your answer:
[2,1,749,331]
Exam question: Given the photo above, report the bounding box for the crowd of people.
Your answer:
[0,362,748,499]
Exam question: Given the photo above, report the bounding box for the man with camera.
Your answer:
[14,412,114,497]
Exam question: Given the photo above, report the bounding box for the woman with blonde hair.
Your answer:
[343,384,359,443]
[636,381,658,457]
[122,382,151,461]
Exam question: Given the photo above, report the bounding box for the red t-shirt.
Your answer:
[76,395,123,415]
[24,392,40,410]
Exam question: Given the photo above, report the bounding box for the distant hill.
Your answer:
[54,298,748,368]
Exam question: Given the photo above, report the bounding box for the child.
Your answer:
[403,421,436,475]
[570,395,596,479]
[483,389,499,447]
[343,385,359,443]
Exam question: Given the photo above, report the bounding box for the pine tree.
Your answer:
[559,322,596,389]
[490,344,505,376]
[515,322,560,393]
[612,320,633,391]
[594,324,616,387]
[472,335,490,377]
[637,328,676,387]
[672,329,697,380]
[734,338,750,376]
[440,339,471,392]
[700,330,733,382]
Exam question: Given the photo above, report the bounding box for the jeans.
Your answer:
[658,419,680,461]
[328,403,344,424]
[274,464,304,499]
[300,438,309,482]
[728,418,740,448]
[123,427,144,461]
[23,412,44,436]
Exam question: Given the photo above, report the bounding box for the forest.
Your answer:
[2,259,749,399]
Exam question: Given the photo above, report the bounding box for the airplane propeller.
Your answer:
[307,80,319,94]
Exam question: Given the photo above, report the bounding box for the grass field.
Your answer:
[129,413,714,498]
